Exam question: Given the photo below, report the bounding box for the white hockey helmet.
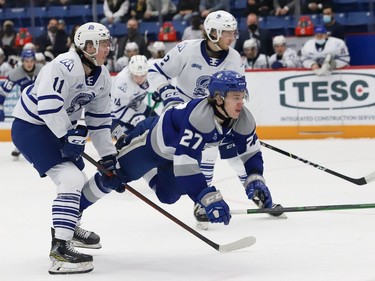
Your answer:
[204,10,238,43]
[273,35,286,46]
[243,38,257,49]
[129,55,148,76]
[148,41,165,53]
[74,22,111,56]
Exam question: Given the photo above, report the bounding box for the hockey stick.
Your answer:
[231,203,375,215]
[260,141,375,186]
[81,152,256,253]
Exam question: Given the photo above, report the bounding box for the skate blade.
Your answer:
[196,221,209,231]
[72,240,102,249]
[48,260,94,275]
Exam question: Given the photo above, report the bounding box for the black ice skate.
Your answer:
[73,226,102,249]
[49,238,94,275]
[51,227,102,249]
[252,198,287,219]
[193,203,210,230]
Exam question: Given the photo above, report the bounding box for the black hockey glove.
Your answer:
[98,154,126,193]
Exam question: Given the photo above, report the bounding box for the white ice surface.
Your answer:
[1,139,375,281]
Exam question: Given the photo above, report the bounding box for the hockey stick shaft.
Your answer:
[231,203,375,215]
[81,152,255,252]
[260,141,375,186]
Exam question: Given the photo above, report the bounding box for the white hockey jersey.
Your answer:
[269,48,301,68]
[242,54,270,69]
[301,36,350,69]
[12,50,116,158]
[111,66,150,127]
[148,39,245,101]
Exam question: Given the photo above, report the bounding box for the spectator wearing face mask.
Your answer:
[322,5,345,41]
[301,26,350,76]
[0,20,17,57]
[116,18,151,60]
[34,18,69,57]
[234,13,273,56]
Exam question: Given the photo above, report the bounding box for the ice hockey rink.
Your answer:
[1,138,375,281]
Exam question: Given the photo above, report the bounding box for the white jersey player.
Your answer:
[111,55,156,134]
[11,22,118,275]
[241,38,270,69]
[269,35,301,69]
[301,25,350,75]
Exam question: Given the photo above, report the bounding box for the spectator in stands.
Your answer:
[100,0,130,25]
[301,26,350,76]
[234,13,273,56]
[182,14,204,40]
[245,0,273,17]
[200,0,230,18]
[0,20,17,57]
[302,0,333,14]
[172,0,200,23]
[269,35,301,69]
[322,5,345,41]
[115,41,139,72]
[0,47,12,77]
[242,38,270,69]
[130,0,147,20]
[116,18,150,60]
[143,0,177,21]
[272,0,295,16]
[35,18,69,58]
[0,0,5,8]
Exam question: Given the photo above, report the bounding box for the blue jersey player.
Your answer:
[80,70,281,229]
[11,23,118,275]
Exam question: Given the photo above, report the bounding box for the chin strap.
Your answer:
[76,49,97,71]
[213,103,232,127]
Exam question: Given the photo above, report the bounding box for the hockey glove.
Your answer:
[98,154,126,193]
[271,61,285,69]
[61,125,88,161]
[245,174,273,209]
[0,95,5,122]
[151,91,162,103]
[157,85,184,110]
[0,105,4,122]
[197,186,231,225]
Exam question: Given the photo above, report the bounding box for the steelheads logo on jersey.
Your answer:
[279,73,375,110]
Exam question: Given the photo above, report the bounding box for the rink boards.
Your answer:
[1,66,375,141]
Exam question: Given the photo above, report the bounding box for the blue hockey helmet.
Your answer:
[21,49,36,60]
[208,70,248,99]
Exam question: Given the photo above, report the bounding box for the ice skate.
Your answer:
[49,238,94,275]
[51,226,102,249]
[252,198,287,219]
[72,226,102,249]
[194,203,210,230]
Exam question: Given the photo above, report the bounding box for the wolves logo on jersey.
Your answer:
[66,92,95,114]
[129,92,147,109]
[193,75,211,97]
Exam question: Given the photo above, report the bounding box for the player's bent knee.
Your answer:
[155,189,180,204]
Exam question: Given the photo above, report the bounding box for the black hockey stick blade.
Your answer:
[81,152,255,253]
[260,141,375,186]
[231,203,375,215]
